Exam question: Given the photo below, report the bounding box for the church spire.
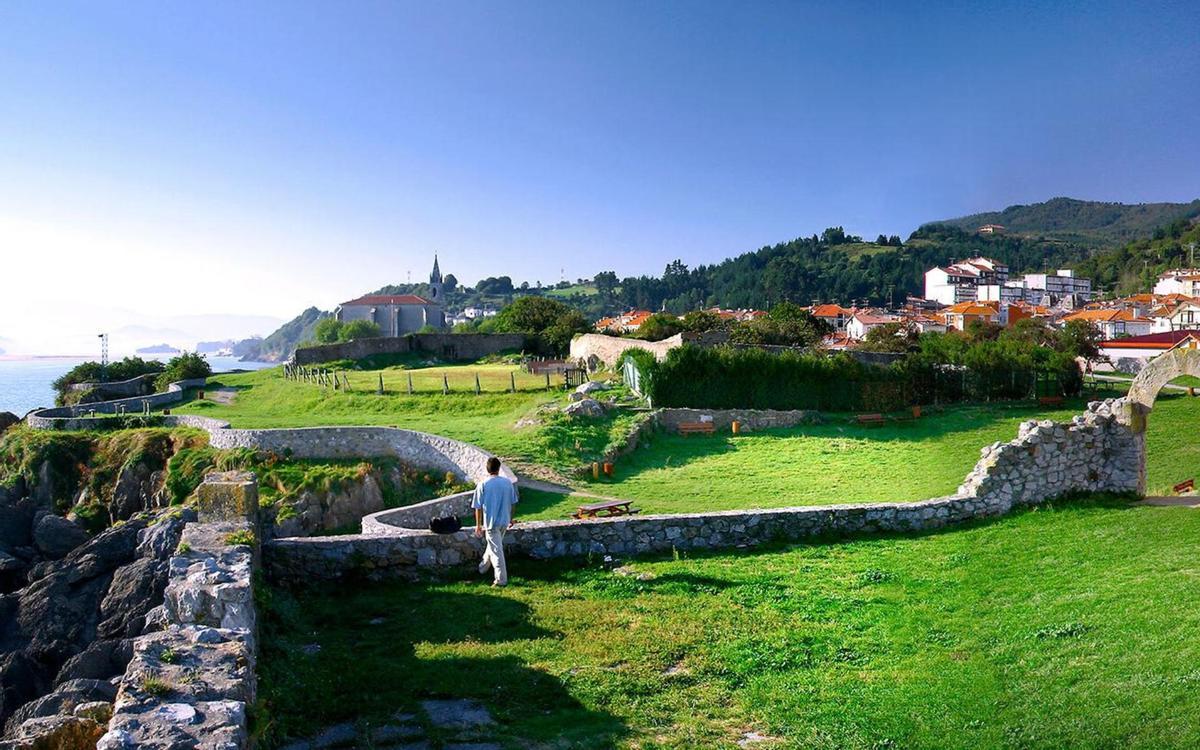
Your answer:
[430,253,442,284]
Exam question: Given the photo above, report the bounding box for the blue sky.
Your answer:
[0,1,1197,352]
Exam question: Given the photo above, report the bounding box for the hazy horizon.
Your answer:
[1,1,1198,355]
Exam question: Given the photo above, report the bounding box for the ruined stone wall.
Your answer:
[100,472,259,750]
[569,333,683,368]
[292,333,530,366]
[656,407,823,433]
[267,399,1141,581]
[26,378,207,429]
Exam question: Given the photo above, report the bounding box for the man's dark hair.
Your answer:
[486,457,501,475]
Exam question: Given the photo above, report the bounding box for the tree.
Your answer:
[476,276,514,295]
[1057,319,1102,362]
[860,322,919,353]
[314,318,343,343]
[637,313,683,341]
[679,309,725,332]
[594,271,618,300]
[443,273,458,293]
[490,296,590,353]
[155,352,212,390]
[1001,318,1055,348]
[339,320,382,341]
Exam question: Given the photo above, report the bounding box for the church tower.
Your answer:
[429,254,444,302]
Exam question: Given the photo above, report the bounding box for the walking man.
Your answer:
[473,456,518,587]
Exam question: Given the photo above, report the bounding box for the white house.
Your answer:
[924,257,1009,305]
[1151,300,1200,332]
[1153,269,1200,297]
[846,311,901,340]
[1063,309,1154,339]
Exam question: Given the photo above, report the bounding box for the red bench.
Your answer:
[855,413,886,427]
[1038,396,1065,407]
[1174,479,1195,495]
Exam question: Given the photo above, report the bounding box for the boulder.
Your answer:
[32,516,89,560]
[2,714,105,750]
[0,412,18,436]
[575,380,610,396]
[96,559,167,640]
[5,679,116,732]
[564,398,606,418]
[54,640,132,684]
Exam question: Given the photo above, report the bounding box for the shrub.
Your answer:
[339,319,382,341]
[154,353,212,391]
[52,356,165,404]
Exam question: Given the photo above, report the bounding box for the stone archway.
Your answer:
[1121,339,1200,493]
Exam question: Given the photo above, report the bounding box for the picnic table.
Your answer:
[573,499,641,519]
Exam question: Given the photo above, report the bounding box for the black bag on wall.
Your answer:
[429,516,463,534]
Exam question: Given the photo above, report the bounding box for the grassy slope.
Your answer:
[260,495,1200,750]
[173,366,557,465]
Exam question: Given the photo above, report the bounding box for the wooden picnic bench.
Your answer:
[573,499,641,519]
[678,421,716,436]
[1038,395,1065,407]
[1175,478,1195,495]
[855,413,886,427]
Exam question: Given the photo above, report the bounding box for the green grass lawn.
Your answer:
[173,366,556,463]
[562,392,1200,514]
[259,494,1200,750]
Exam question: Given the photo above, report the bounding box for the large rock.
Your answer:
[53,639,132,684]
[575,380,610,396]
[2,714,105,750]
[31,516,88,560]
[0,413,18,436]
[564,398,606,418]
[4,679,116,733]
[96,559,167,640]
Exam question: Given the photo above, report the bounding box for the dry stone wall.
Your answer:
[292,333,529,366]
[99,472,259,750]
[268,398,1141,581]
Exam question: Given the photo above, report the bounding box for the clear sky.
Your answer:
[1,0,1197,354]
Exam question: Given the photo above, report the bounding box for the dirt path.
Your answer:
[517,476,635,503]
[204,388,238,405]
[1138,496,1200,508]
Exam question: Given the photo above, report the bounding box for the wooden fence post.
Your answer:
[377,373,384,395]
[545,371,551,390]
[510,371,516,393]
[475,372,481,395]
[408,372,414,395]
[443,374,449,395]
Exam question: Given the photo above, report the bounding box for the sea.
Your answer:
[0,356,276,417]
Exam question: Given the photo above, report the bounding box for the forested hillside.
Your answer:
[612,225,1093,312]
[935,197,1200,247]
[1075,217,1200,296]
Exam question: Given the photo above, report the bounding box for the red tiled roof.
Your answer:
[1100,330,1200,349]
[340,294,434,306]
[811,304,851,317]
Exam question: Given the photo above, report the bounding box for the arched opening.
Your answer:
[1123,339,1200,495]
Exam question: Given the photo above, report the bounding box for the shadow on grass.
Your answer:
[257,586,627,750]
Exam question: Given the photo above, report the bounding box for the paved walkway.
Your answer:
[1139,496,1200,507]
[281,699,501,750]
[204,387,238,405]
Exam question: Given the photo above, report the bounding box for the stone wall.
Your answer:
[99,472,260,750]
[292,333,530,366]
[26,378,207,429]
[267,398,1141,581]
[569,333,684,368]
[69,373,158,397]
[656,407,823,433]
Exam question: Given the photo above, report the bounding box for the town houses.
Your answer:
[587,260,1200,373]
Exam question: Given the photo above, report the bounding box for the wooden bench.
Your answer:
[855,413,886,427]
[573,499,641,519]
[1174,478,1195,495]
[677,421,716,436]
[1038,396,1065,407]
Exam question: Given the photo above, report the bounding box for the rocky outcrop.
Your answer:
[267,474,386,538]
[0,414,18,437]
[0,510,190,741]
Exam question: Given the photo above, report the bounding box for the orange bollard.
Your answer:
[603,462,614,476]
[592,462,600,479]
[731,420,740,434]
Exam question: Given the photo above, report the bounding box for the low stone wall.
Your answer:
[266,398,1141,581]
[293,333,530,366]
[26,378,207,429]
[657,407,823,433]
[100,472,259,750]
[69,373,158,397]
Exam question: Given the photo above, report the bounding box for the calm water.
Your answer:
[0,356,275,416]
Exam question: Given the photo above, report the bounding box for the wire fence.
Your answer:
[282,363,581,395]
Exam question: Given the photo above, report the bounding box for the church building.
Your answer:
[335,255,446,336]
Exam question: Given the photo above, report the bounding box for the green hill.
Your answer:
[934,197,1200,247]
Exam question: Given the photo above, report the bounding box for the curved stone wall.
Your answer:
[269,398,1141,581]
[28,378,1144,582]
[26,377,207,428]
